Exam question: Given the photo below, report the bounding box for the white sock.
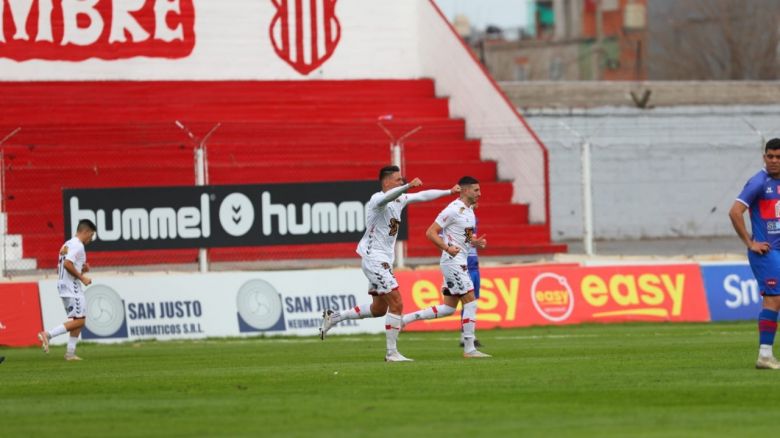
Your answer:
[331,303,374,324]
[402,304,456,326]
[385,313,402,353]
[760,344,774,358]
[462,301,478,352]
[66,336,79,355]
[48,324,67,338]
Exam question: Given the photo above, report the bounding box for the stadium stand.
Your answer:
[0,79,564,269]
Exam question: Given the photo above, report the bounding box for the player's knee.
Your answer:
[438,305,457,317]
[387,300,403,315]
[372,307,388,317]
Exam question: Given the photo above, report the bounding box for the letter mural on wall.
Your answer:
[269,0,340,75]
[63,181,407,251]
[0,0,196,61]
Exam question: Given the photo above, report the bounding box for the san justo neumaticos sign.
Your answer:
[63,181,407,251]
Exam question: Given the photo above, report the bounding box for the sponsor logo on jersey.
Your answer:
[759,199,780,219]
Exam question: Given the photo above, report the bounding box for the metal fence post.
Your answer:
[378,115,421,268]
[175,122,220,273]
[559,121,601,256]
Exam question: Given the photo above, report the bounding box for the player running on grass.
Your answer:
[460,212,483,348]
[319,165,459,362]
[729,138,780,370]
[38,219,96,361]
[402,176,490,358]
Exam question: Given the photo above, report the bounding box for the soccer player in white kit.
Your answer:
[38,219,96,361]
[319,165,459,362]
[402,176,490,358]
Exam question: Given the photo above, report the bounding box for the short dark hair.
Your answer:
[766,138,780,153]
[77,219,97,232]
[379,165,400,183]
[458,176,479,186]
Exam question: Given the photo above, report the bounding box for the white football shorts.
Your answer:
[440,263,474,296]
[61,294,86,319]
[361,257,399,295]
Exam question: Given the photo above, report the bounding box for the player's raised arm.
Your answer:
[377,177,421,207]
[406,184,460,204]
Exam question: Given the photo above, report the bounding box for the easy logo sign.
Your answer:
[396,264,710,331]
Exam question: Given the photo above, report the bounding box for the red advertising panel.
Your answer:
[0,283,43,346]
[397,264,710,331]
[0,0,195,61]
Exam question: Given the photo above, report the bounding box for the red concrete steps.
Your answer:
[204,139,483,163]
[2,100,452,123]
[5,166,195,190]
[0,80,438,104]
[1,119,469,147]
[0,79,563,266]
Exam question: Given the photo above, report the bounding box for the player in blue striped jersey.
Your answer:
[730,138,780,369]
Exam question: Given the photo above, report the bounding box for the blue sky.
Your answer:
[433,0,530,30]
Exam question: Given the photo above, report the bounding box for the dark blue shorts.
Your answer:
[748,249,780,296]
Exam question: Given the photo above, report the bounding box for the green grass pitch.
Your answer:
[0,322,771,437]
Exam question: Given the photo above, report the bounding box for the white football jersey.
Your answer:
[356,191,410,263]
[57,237,86,295]
[436,199,476,265]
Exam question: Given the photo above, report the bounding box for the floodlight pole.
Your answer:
[175,121,221,273]
[0,127,20,278]
[377,116,422,268]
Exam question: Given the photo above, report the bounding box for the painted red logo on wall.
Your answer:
[0,0,195,61]
[270,0,340,75]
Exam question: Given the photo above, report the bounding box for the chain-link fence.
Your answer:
[6,105,774,275]
[1,122,191,274]
[523,105,780,244]
[1,119,488,275]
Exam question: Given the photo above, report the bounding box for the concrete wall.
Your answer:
[483,40,582,81]
[522,105,780,241]
[503,81,780,109]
